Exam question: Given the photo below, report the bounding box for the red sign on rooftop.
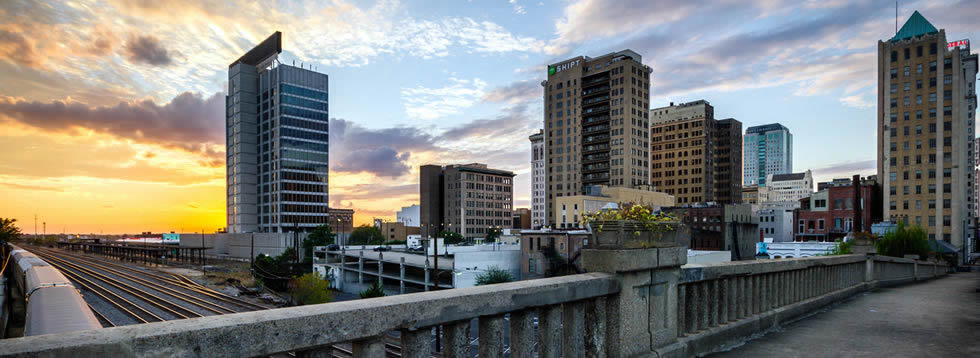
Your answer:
[948,39,969,49]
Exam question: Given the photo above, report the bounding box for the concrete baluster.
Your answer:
[442,320,471,358]
[479,315,506,358]
[585,297,608,357]
[510,309,536,358]
[563,301,586,358]
[351,336,385,358]
[686,284,699,334]
[698,282,709,331]
[677,286,687,336]
[400,327,432,358]
[709,280,719,328]
[538,305,562,358]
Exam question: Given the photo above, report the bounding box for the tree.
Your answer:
[349,225,384,245]
[0,217,22,242]
[360,280,386,298]
[475,265,514,285]
[440,230,464,245]
[485,227,502,243]
[289,272,333,305]
[302,224,335,266]
[875,222,930,258]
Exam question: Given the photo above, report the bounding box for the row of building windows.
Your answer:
[281,83,329,101]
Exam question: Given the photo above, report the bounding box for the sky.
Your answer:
[1,0,978,234]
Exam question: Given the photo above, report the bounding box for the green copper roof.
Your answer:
[891,11,938,42]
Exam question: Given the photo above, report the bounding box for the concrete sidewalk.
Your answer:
[711,272,980,358]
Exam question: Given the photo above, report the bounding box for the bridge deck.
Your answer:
[712,271,980,357]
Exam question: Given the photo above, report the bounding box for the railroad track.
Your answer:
[25,246,264,326]
[26,247,437,357]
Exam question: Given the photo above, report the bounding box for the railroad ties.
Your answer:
[24,247,266,326]
[25,246,441,357]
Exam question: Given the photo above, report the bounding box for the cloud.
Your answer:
[401,77,487,120]
[329,118,435,177]
[439,104,536,141]
[811,159,876,181]
[123,34,176,66]
[840,93,874,109]
[0,182,63,192]
[482,80,540,104]
[0,91,225,158]
[0,29,41,68]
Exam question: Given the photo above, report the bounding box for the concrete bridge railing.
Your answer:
[661,254,948,357]
[0,246,947,358]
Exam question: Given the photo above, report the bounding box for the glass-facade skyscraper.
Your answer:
[743,123,792,187]
[227,32,330,233]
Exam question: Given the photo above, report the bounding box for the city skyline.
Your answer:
[1,0,978,233]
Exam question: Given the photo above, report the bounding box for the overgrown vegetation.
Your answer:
[440,231,465,245]
[289,272,333,305]
[875,222,931,259]
[819,239,853,256]
[540,246,580,277]
[349,225,384,245]
[252,247,302,291]
[581,203,675,234]
[359,280,386,298]
[475,265,514,285]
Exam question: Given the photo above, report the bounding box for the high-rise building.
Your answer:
[529,130,546,229]
[876,11,977,259]
[714,118,743,203]
[651,100,743,205]
[542,50,652,227]
[651,100,714,205]
[419,163,515,240]
[743,123,793,187]
[226,32,330,233]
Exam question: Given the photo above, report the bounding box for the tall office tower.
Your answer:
[542,50,652,226]
[976,137,980,218]
[529,130,546,229]
[651,100,715,205]
[743,123,793,186]
[714,118,743,204]
[419,163,515,240]
[876,11,977,261]
[227,32,330,233]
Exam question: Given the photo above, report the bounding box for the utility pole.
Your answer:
[201,229,206,276]
[250,232,255,267]
[34,214,38,241]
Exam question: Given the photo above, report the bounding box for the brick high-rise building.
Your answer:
[651,100,743,205]
[651,100,714,205]
[419,163,515,240]
[876,11,977,261]
[542,50,652,227]
[714,118,743,204]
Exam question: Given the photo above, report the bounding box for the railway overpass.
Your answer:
[1,243,971,357]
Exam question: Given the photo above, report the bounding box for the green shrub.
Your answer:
[289,272,333,305]
[819,239,852,256]
[875,222,930,258]
[360,280,386,298]
[475,266,514,285]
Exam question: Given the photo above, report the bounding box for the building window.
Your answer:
[929,216,935,227]
[903,66,910,76]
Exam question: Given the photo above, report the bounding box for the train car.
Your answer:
[8,244,102,336]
